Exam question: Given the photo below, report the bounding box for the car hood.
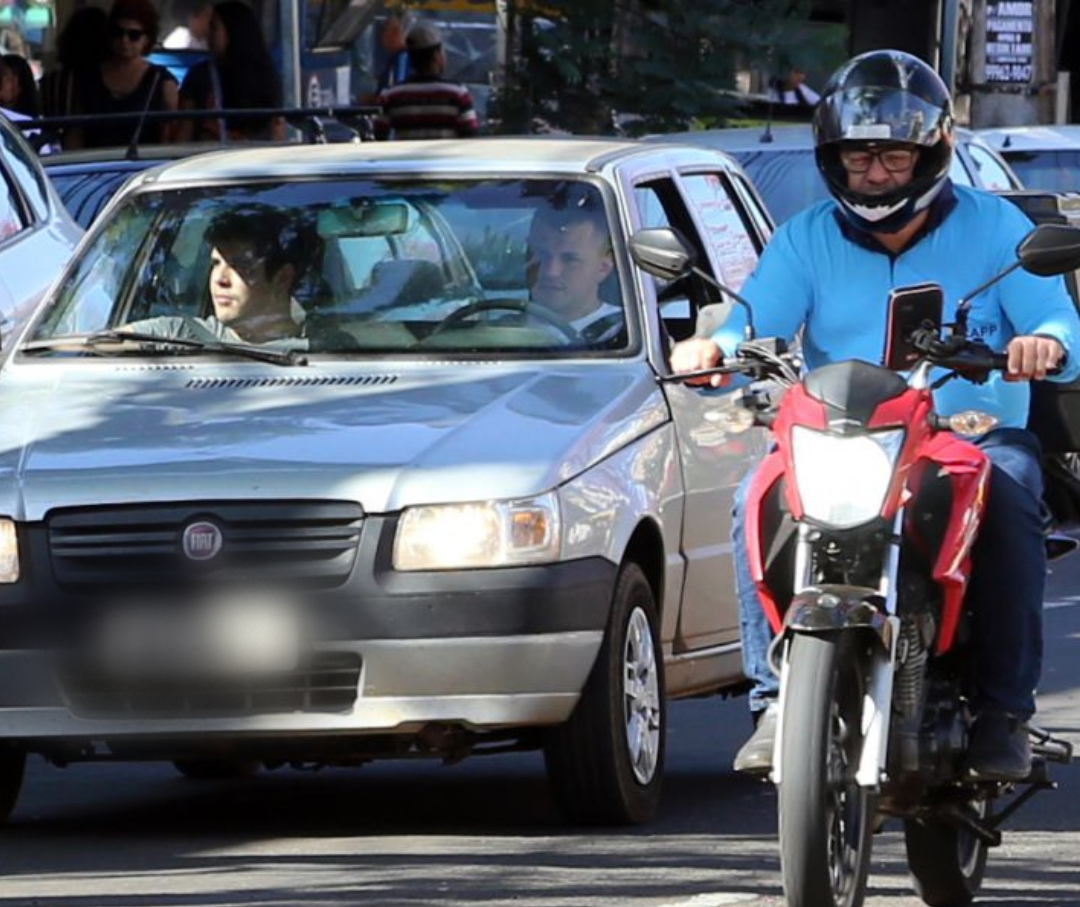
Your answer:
[0,360,668,520]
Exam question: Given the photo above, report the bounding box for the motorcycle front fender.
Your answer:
[781,584,894,652]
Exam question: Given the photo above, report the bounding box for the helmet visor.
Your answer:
[815,87,949,148]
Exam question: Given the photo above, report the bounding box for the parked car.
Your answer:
[978,125,1080,193]
[0,114,81,341]
[0,137,775,825]
[648,124,1023,224]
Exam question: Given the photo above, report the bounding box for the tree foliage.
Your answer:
[490,0,841,135]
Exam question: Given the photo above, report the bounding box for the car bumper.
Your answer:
[0,536,618,739]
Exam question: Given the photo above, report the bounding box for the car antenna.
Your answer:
[124,68,162,161]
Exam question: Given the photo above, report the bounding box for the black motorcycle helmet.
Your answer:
[812,50,954,234]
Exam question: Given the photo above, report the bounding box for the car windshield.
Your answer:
[730,149,828,224]
[1002,150,1080,192]
[28,178,630,357]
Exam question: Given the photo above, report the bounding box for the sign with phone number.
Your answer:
[985,1,1034,85]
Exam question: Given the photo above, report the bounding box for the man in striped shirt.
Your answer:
[374,21,479,141]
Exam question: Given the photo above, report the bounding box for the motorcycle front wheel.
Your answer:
[778,633,875,907]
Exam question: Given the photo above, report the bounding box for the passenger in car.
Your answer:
[125,209,317,345]
[526,201,622,339]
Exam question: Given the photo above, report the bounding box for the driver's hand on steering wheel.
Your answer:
[670,337,729,387]
[1006,335,1065,382]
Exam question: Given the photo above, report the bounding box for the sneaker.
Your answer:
[965,709,1032,782]
[733,702,778,775]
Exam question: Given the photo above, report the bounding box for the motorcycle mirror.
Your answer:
[1017,224,1080,277]
[954,223,1080,336]
[628,227,697,281]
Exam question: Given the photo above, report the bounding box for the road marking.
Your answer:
[1046,597,1080,611]
[653,895,759,907]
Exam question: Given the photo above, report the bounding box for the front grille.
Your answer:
[47,501,364,589]
[58,652,362,718]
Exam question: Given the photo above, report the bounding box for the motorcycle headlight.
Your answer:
[393,493,561,571]
[792,427,905,529]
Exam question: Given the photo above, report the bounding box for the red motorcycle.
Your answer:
[632,223,1079,907]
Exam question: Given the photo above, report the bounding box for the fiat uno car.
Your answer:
[0,138,773,825]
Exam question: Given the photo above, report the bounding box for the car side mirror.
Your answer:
[629,227,697,281]
[1017,224,1080,277]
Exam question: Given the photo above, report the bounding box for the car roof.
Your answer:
[647,123,982,153]
[977,125,1080,151]
[138,137,700,185]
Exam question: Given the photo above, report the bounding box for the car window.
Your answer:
[0,120,47,222]
[949,151,974,187]
[1002,150,1080,192]
[48,167,145,229]
[679,172,758,292]
[964,142,1017,190]
[28,178,632,357]
[730,149,828,224]
[632,178,721,342]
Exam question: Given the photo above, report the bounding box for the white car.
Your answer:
[0,114,81,341]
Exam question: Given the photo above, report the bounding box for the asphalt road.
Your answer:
[1,560,1078,907]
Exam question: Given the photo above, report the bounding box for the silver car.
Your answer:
[0,115,81,341]
[0,138,771,825]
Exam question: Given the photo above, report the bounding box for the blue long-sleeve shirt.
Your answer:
[714,184,1080,429]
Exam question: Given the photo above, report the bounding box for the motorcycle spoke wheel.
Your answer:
[778,634,874,907]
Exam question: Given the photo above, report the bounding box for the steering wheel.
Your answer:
[426,298,582,342]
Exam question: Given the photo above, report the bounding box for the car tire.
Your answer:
[543,561,665,825]
[172,759,261,780]
[0,747,25,823]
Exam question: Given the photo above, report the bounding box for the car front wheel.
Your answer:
[543,561,665,825]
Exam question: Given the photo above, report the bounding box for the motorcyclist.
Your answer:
[672,49,1080,782]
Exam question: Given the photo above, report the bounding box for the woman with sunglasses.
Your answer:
[67,0,178,149]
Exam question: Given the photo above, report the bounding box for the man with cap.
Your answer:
[374,20,478,140]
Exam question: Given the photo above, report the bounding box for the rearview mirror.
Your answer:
[629,227,697,281]
[1017,224,1080,277]
[318,202,410,238]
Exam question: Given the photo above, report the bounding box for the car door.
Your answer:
[623,165,766,651]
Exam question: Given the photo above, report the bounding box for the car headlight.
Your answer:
[792,427,905,529]
[0,519,19,583]
[393,493,561,570]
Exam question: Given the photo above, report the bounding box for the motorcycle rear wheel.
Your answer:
[904,801,989,907]
[778,633,874,907]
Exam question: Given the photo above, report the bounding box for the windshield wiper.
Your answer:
[21,330,308,367]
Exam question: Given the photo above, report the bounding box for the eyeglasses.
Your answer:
[111,26,146,41]
[838,146,918,174]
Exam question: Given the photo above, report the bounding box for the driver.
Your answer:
[125,209,315,345]
[671,50,1080,782]
[526,200,621,336]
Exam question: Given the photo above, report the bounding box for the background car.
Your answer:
[0,137,775,827]
[978,125,1080,192]
[0,114,81,343]
[648,123,1023,224]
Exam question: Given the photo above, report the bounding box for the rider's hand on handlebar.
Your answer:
[670,338,730,387]
[1005,335,1065,382]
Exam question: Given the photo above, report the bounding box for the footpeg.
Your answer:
[1029,725,1073,764]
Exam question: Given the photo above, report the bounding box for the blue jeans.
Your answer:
[734,428,1045,719]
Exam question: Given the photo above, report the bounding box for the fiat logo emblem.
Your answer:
[182,521,223,561]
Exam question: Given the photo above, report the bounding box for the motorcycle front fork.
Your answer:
[771,512,904,789]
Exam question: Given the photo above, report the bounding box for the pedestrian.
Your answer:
[66,0,179,149]
[766,68,820,108]
[163,0,213,50]
[40,7,109,121]
[0,55,40,118]
[374,20,478,140]
[672,49,1080,783]
[176,0,285,142]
